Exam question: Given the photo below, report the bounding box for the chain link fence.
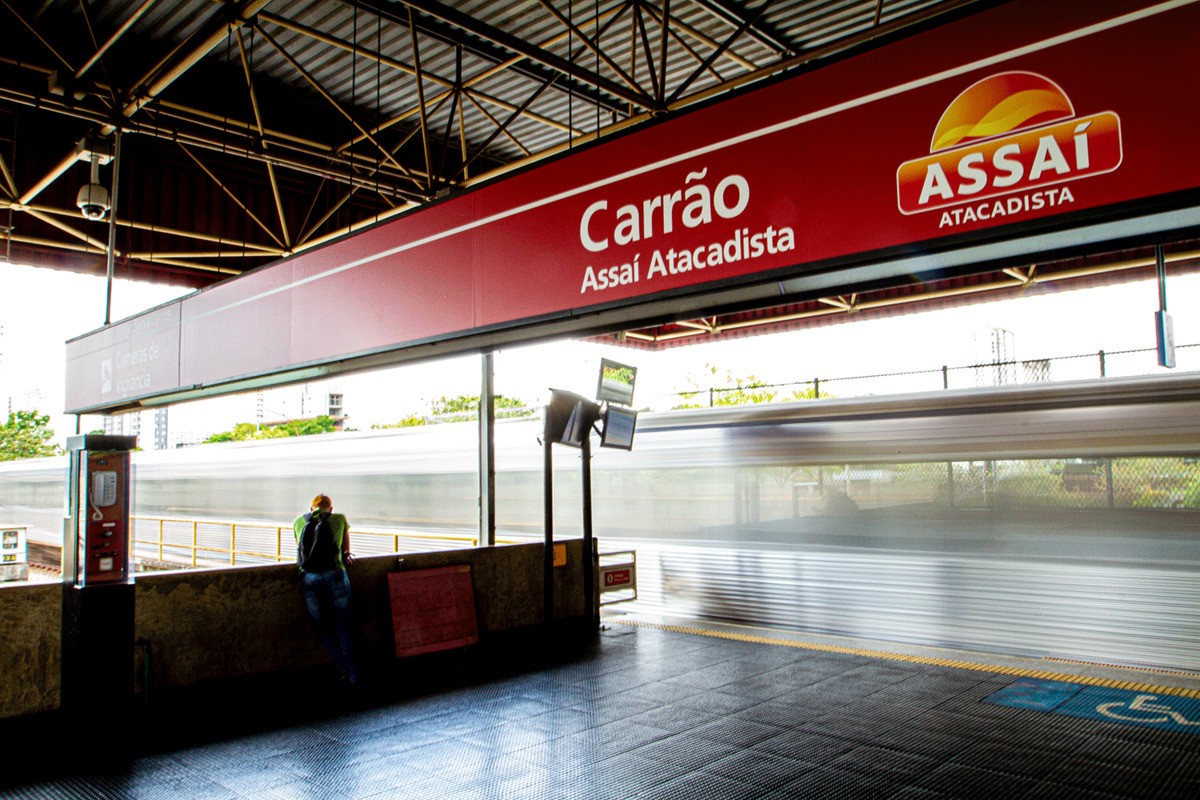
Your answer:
[784,457,1200,513]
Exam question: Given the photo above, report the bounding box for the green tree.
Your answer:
[788,386,824,401]
[372,394,535,429]
[371,414,428,430]
[0,409,63,460]
[671,364,828,409]
[203,415,338,443]
[430,394,535,422]
[273,416,339,437]
[672,364,779,409]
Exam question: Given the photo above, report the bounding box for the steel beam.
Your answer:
[119,0,273,120]
[75,0,161,80]
[236,28,290,249]
[177,143,285,250]
[668,0,779,103]
[689,0,797,56]
[372,0,655,110]
[408,9,435,189]
[535,0,646,98]
[255,24,425,193]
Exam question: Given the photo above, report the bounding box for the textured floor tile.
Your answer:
[628,730,741,772]
[4,625,1198,800]
[829,744,942,783]
[631,771,762,800]
[765,766,902,799]
[688,715,787,747]
[1044,755,1160,798]
[914,762,1040,798]
[703,748,818,789]
[756,729,858,762]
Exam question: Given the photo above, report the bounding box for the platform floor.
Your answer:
[3,615,1199,799]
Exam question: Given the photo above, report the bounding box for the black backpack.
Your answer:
[298,511,339,572]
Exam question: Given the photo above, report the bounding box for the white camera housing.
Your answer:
[76,183,110,220]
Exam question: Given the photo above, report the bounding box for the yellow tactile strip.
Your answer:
[610,618,1200,700]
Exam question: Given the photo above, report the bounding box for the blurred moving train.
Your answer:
[3,373,1200,673]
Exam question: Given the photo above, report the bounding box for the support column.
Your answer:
[543,438,554,624]
[581,436,595,627]
[62,434,137,720]
[479,353,496,547]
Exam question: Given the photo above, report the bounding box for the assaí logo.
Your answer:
[896,71,1122,228]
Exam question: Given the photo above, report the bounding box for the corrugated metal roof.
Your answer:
[0,0,980,283]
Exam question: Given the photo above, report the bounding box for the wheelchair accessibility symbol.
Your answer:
[985,678,1200,736]
[1097,694,1200,727]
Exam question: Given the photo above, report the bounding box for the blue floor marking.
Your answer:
[985,678,1200,735]
[984,678,1085,712]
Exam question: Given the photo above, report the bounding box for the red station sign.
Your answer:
[66,0,1200,413]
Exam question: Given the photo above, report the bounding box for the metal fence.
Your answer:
[787,457,1200,513]
[131,516,498,569]
[651,342,1200,410]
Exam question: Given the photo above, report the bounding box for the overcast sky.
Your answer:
[3,260,1198,448]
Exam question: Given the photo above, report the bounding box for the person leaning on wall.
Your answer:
[294,493,360,686]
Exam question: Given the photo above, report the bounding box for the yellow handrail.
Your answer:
[130,515,513,568]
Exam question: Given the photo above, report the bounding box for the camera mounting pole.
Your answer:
[104,130,122,326]
[541,389,601,629]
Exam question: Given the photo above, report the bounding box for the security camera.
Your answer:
[76,183,110,221]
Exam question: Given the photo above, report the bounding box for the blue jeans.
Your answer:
[301,569,359,683]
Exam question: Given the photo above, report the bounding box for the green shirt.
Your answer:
[293,511,349,571]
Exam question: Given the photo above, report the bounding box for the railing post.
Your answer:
[191,522,198,567]
[158,518,164,562]
[230,524,237,565]
[1105,459,1115,508]
[813,378,820,399]
[1099,350,1106,377]
[277,526,283,562]
[942,365,949,389]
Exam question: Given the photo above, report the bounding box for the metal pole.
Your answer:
[104,129,122,326]
[1105,459,1115,508]
[581,435,595,627]
[479,353,496,547]
[1155,245,1175,369]
[543,438,554,625]
[1156,245,1168,312]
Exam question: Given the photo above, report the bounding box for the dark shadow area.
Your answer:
[2,622,1198,799]
[0,622,598,791]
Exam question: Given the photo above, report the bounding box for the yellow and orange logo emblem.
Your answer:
[897,71,1121,216]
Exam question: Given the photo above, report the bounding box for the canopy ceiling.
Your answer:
[3,0,1195,347]
[0,0,978,282]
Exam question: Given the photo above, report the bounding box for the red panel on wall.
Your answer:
[388,565,479,659]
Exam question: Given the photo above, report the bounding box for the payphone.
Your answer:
[62,433,137,716]
[65,435,136,585]
[66,440,134,585]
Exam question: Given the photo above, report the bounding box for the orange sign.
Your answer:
[897,72,1122,217]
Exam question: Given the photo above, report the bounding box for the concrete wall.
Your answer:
[0,583,61,718]
[0,540,589,720]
